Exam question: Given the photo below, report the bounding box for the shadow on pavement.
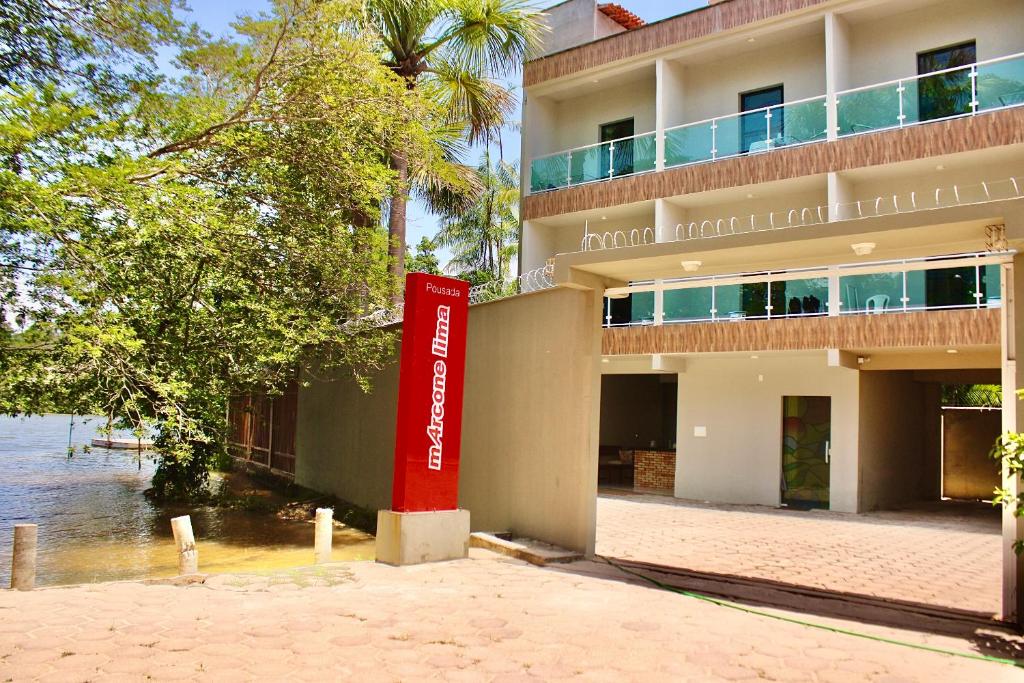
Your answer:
[548,555,1024,663]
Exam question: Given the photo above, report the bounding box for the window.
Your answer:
[599,118,635,177]
[739,85,783,154]
[917,41,976,122]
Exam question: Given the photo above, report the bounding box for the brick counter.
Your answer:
[633,450,676,492]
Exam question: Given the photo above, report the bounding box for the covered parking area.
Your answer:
[596,491,1001,616]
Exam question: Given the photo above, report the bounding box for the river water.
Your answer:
[0,414,375,587]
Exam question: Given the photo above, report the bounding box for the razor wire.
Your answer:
[349,263,557,329]
[580,176,1023,252]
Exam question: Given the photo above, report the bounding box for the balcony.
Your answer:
[527,52,1024,195]
[602,253,1006,328]
[530,132,657,194]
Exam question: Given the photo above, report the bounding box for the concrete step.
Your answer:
[470,532,582,566]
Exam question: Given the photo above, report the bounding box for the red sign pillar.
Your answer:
[391,273,470,512]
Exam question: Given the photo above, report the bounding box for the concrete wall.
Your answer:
[675,353,860,511]
[459,287,602,554]
[538,0,624,58]
[943,407,1001,500]
[295,286,603,555]
[295,356,400,513]
[857,371,934,511]
[845,0,1024,90]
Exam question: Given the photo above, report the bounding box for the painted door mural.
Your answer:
[781,396,831,509]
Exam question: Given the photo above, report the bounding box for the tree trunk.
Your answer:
[388,152,409,301]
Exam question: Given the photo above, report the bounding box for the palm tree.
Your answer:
[435,154,519,285]
[362,0,542,288]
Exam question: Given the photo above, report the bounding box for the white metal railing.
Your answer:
[662,93,829,168]
[835,51,1024,137]
[603,252,1011,328]
[528,51,1024,193]
[529,131,657,194]
[581,176,1023,252]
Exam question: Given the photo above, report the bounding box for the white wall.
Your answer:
[676,353,859,511]
[667,187,830,235]
[845,156,1024,210]
[676,34,827,124]
[554,79,657,152]
[844,0,1024,89]
[523,207,657,271]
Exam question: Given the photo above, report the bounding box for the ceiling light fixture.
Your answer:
[947,349,959,354]
[680,260,703,272]
[851,242,876,256]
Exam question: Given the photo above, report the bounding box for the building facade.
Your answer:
[522,0,1024,615]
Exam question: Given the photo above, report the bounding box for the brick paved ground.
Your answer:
[2,550,1023,682]
[596,492,1002,616]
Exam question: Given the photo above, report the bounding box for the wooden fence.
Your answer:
[227,380,298,477]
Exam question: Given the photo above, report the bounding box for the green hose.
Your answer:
[597,555,1021,668]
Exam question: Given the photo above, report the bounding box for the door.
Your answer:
[917,41,976,122]
[740,85,783,154]
[781,396,831,509]
[600,118,634,179]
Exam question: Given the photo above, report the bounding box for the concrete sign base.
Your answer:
[375,509,471,566]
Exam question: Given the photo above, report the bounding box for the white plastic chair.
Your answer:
[865,295,889,314]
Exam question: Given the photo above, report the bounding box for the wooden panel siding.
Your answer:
[602,309,1000,356]
[525,0,830,87]
[523,107,1024,221]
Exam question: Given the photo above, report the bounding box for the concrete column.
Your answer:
[653,280,664,325]
[314,507,333,564]
[11,524,37,591]
[655,59,667,172]
[824,12,850,141]
[827,172,854,222]
[827,266,842,316]
[171,515,198,575]
[656,58,686,173]
[1000,257,1024,623]
[655,198,687,243]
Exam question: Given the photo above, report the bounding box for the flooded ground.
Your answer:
[0,414,375,587]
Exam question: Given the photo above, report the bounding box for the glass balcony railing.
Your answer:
[664,95,828,167]
[839,263,1001,314]
[836,52,1024,137]
[529,53,1024,193]
[529,131,656,193]
[603,255,1004,328]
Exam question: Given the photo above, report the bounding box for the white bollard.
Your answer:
[11,524,38,590]
[170,515,198,575]
[314,508,333,564]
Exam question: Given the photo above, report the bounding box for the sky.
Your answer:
[175,0,709,268]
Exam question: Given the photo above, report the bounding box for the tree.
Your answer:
[407,237,442,276]
[435,155,519,286]
[361,0,542,288]
[0,0,454,497]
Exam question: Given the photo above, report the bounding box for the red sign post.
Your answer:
[391,273,470,512]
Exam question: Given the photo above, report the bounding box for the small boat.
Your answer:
[91,438,154,450]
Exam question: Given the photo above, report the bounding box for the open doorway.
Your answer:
[598,374,677,494]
